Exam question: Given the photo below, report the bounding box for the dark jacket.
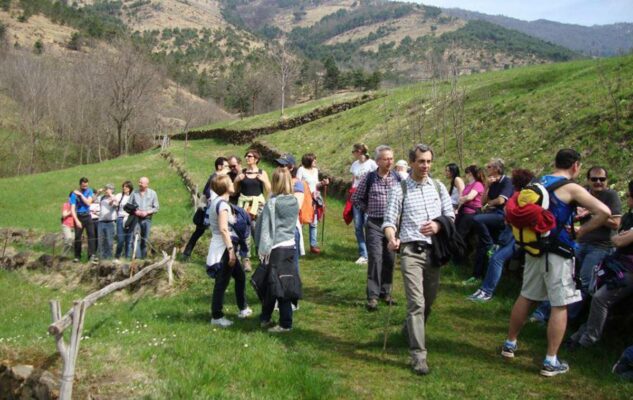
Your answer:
[431,215,467,266]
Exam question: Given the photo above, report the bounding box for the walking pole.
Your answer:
[320,185,327,249]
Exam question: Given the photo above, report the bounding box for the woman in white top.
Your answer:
[296,153,329,254]
[349,143,377,264]
[115,181,133,259]
[445,163,465,212]
[207,175,252,328]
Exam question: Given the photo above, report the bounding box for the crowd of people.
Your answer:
[62,144,633,379]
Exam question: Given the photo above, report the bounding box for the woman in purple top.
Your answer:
[455,165,485,255]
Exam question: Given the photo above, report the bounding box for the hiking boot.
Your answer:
[461,276,480,286]
[237,307,253,319]
[540,359,569,377]
[501,340,517,358]
[366,298,378,311]
[411,358,430,375]
[310,246,321,254]
[268,325,291,333]
[211,317,233,328]
[355,256,368,265]
[260,320,275,329]
[242,257,252,272]
[381,295,397,305]
[291,303,299,311]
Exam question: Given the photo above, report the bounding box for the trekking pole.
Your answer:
[320,185,327,249]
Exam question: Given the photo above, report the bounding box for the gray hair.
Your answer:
[488,158,505,174]
[408,143,434,162]
[375,145,393,160]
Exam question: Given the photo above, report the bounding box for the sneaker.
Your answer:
[468,290,492,302]
[211,317,233,328]
[268,325,291,333]
[90,255,99,263]
[411,358,430,375]
[467,289,483,300]
[310,246,321,254]
[540,359,569,377]
[242,257,252,272]
[366,298,378,311]
[501,340,517,358]
[260,320,275,329]
[73,258,80,263]
[355,256,368,265]
[291,303,299,311]
[462,277,480,286]
[237,307,253,319]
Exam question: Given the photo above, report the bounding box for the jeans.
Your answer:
[136,218,152,259]
[309,219,318,247]
[576,243,613,291]
[115,217,132,259]
[480,238,517,296]
[353,205,368,259]
[365,217,395,300]
[473,211,506,278]
[97,221,115,259]
[74,213,96,259]
[183,224,207,257]
[211,252,247,319]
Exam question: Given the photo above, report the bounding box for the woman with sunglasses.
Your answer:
[234,149,271,270]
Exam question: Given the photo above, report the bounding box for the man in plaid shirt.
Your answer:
[382,144,454,376]
[351,145,401,311]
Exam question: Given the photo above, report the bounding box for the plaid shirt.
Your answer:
[351,170,399,218]
[382,177,455,244]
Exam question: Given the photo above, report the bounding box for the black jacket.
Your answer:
[431,215,467,267]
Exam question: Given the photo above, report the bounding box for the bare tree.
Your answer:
[595,58,623,132]
[270,40,297,116]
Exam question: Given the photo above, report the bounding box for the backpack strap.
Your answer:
[362,171,378,206]
[397,180,408,239]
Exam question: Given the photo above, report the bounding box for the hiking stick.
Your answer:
[321,185,327,249]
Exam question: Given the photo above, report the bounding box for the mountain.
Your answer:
[443,8,633,57]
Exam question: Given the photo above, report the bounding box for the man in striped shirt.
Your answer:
[351,145,400,311]
[382,144,454,376]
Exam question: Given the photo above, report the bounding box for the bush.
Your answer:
[67,32,81,51]
[33,39,43,54]
[1,0,10,12]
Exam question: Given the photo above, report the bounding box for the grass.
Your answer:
[259,55,633,188]
[193,92,365,131]
[1,198,631,398]
[0,149,191,231]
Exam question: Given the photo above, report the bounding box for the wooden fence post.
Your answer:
[168,248,176,286]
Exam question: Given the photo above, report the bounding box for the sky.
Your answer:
[412,1,633,26]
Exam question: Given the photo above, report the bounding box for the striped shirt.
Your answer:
[351,170,400,218]
[381,177,455,244]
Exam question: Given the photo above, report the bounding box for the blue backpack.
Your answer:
[214,200,251,242]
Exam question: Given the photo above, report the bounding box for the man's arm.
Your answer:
[150,191,159,214]
[568,184,611,239]
[612,229,633,248]
[382,184,402,250]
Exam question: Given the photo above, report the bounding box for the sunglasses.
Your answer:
[590,177,606,182]
[245,154,255,158]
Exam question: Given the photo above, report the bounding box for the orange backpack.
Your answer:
[297,180,314,224]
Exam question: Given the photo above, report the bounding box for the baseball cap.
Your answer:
[275,154,296,167]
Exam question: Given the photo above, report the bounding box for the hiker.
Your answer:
[96,184,117,260]
[566,180,633,350]
[467,169,534,302]
[296,153,329,254]
[235,149,271,271]
[255,167,302,332]
[351,145,400,311]
[129,176,159,259]
[115,181,133,259]
[454,165,485,257]
[501,149,611,377]
[207,174,252,328]
[183,157,229,261]
[382,144,454,375]
[466,158,514,285]
[61,196,74,257]
[227,155,242,205]
[89,190,100,257]
[70,177,96,262]
[395,159,409,180]
[445,163,465,212]
[349,143,377,265]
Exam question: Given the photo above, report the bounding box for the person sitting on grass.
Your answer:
[256,167,302,333]
[207,174,252,328]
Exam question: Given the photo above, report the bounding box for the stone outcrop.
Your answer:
[0,362,59,400]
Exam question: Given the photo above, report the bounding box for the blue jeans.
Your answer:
[98,221,115,259]
[115,217,132,259]
[473,211,506,278]
[309,220,318,247]
[136,218,152,259]
[353,205,368,259]
[480,238,516,296]
[577,243,613,291]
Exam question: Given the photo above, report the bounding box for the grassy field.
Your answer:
[193,92,364,131]
[1,197,631,398]
[0,149,191,231]
[258,55,633,188]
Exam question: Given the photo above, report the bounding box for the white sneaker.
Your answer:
[211,317,233,328]
[238,307,253,319]
[291,303,299,311]
[355,256,368,265]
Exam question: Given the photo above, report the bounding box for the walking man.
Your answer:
[70,177,96,262]
[351,145,400,311]
[502,149,611,376]
[129,176,159,259]
[382,144,454,375]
